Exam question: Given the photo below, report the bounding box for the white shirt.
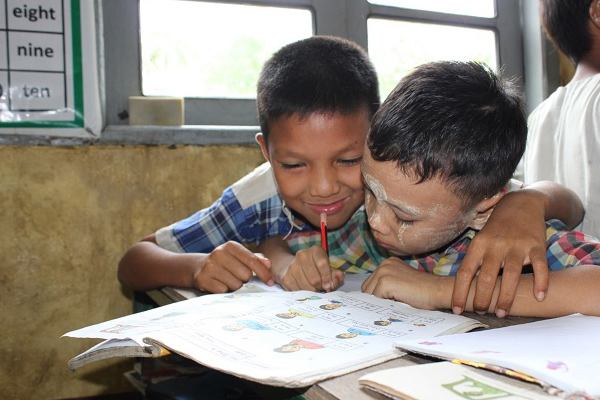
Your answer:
[519,73,600,238]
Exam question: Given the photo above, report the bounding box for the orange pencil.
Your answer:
[320,213,329,256]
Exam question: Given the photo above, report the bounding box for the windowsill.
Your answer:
[0,125,261,146]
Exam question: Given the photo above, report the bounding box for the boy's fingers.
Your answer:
[311,246,333,291]
[362,272,379,294]
[472,254,503,314]
[361,273,373,292]
[494,254,523,317]
[248,256,274,285]
[203,279,229,294]
[280,272,300,291]
[225,243,273,284]
[529,248,549,301]
[331,269,345,290]
[220,258,256,288]
[296,267,318,291]
[452,250,482,313]
[198,269,241,293]
[283,255,317,291]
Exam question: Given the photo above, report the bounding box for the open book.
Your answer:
[393,314,600,399]
[64,290,485,388]
[359,362,555,400]
[69,274,369,371]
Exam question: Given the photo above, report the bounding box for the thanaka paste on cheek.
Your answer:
[363,172,387,228]
[403,206,477,253]
[364,171,423,249]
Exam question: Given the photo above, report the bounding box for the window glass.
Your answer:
[140,0,312,98]
[368,19,497,99]
[368,0,495,18]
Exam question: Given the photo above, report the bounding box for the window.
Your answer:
[100,0,524,145]
[368,0,495,18]
[368,19,497,99]
[140,0,312,98]
[365,0,520,100]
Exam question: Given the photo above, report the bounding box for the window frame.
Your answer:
[1,0,535,145]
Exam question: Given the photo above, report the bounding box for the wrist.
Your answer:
[185,253,208,289]
[269,256,293,284]
[432,275,454,310]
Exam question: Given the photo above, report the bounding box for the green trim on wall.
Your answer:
[0,0,84,129]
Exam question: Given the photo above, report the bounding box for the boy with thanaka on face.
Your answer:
[360,61,600,317]
[118,36,582,314]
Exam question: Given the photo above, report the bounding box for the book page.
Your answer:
[393,314,600,397]
[165,271,369,300]
[64,290,484,387]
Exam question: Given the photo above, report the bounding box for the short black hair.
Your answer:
[257,36,380,143]
[540,0,595,64]
[368,61,526,208]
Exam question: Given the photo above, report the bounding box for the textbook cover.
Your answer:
[393,314,600,398]
[359,362,555,400]
[63,290,485,388]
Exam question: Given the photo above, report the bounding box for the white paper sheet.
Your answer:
[394,314,600,397]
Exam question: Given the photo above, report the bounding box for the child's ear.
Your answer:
[255,133,271,162]
[591,0,600,30]
[467,191,506,230]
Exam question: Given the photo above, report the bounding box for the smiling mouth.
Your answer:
[306,197,349,215]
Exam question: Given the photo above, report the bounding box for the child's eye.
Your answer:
[394,215,413,226]
[280,162,303,170]
[339,156,362,166]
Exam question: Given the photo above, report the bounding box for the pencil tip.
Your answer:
[320,212,327,225]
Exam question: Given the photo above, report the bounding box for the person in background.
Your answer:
[517,0,600,238]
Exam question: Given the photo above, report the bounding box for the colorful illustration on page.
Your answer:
[273,339,325,353]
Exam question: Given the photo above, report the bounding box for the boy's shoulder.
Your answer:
[230,162,280,210]
[530,73,600,122]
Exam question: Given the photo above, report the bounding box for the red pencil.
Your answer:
[320,212,329,256]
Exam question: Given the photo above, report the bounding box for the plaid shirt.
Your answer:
[156,163,310,253]
[285,207,600,275]
[286,206,388,273]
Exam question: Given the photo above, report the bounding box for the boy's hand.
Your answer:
[193,241,274,293]
[452,191,549,317]
[362,258,444,310]
[275,245,344,292]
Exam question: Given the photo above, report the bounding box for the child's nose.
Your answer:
[310,167,340,198]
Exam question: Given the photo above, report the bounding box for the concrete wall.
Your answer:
[0,144,264,399]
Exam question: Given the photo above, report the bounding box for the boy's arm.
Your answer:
[363,258,600,317]
[257,236,344,292]
[452,181,585,317]
[523,181,584,229]
[118,234,272,293]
